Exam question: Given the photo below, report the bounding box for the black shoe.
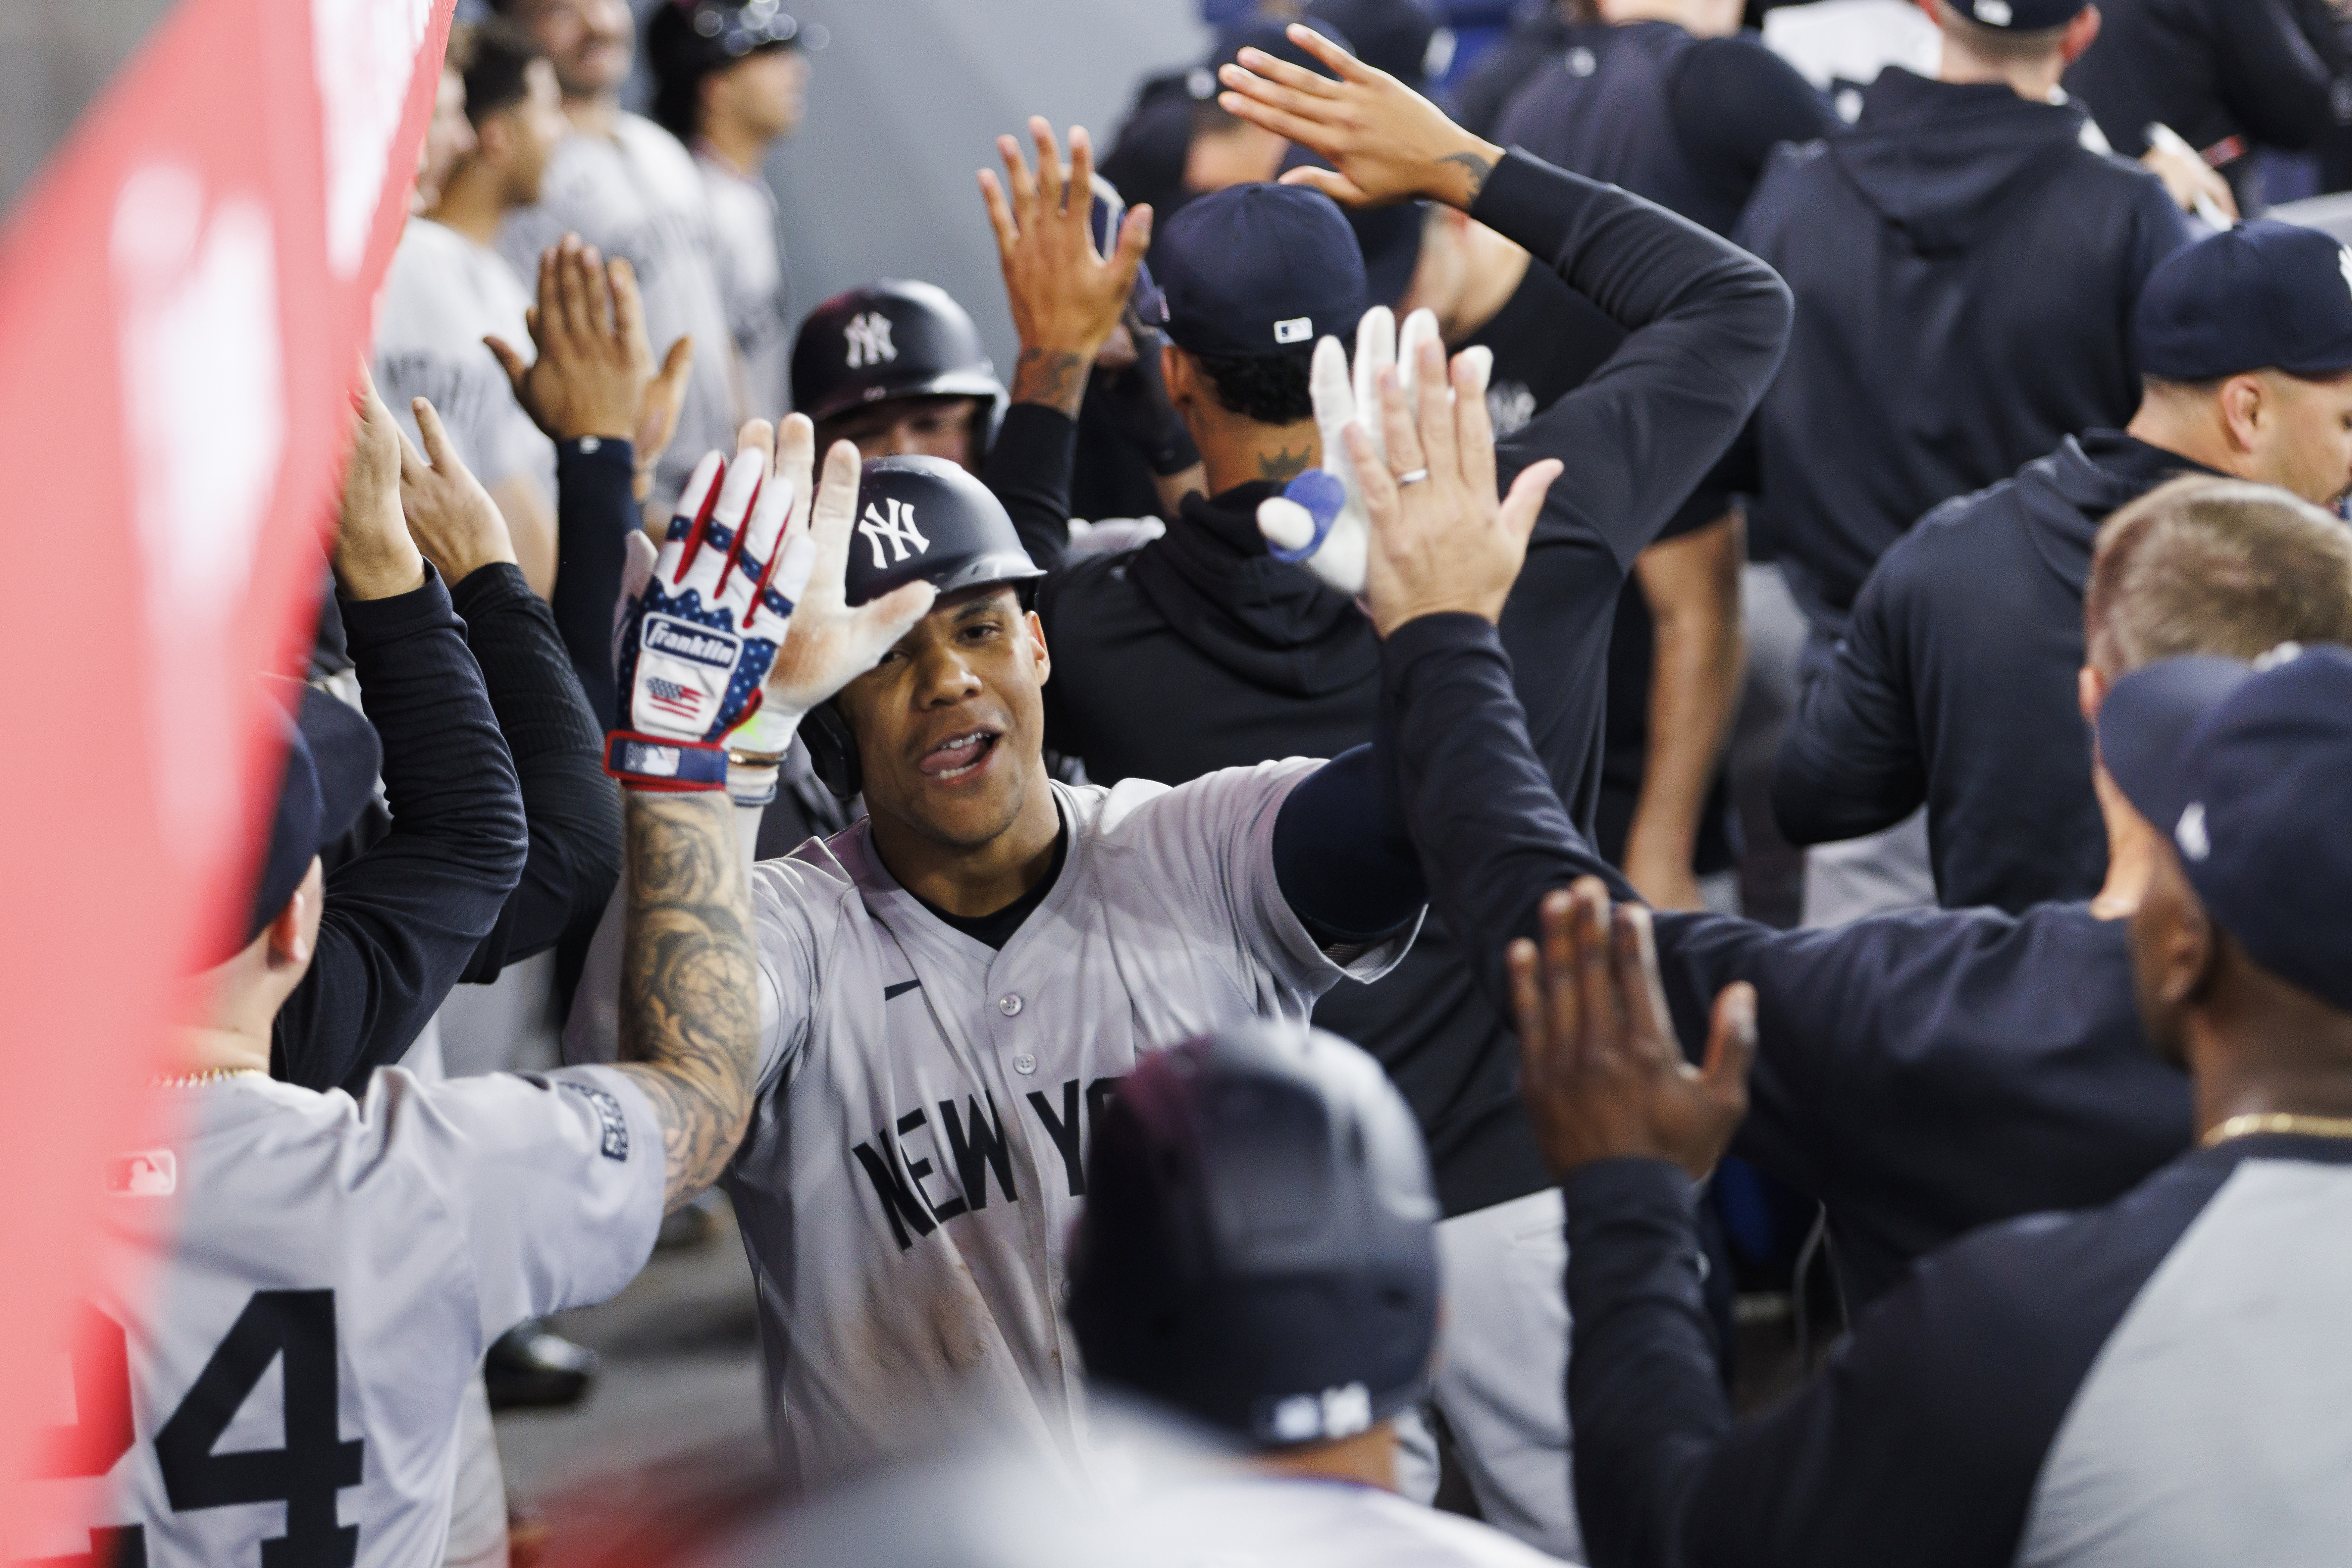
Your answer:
[484,1320,598,1410]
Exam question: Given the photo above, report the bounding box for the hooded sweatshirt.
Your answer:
[1774,431,2213,912]
[1734,68,2188,640]
[1033,153,1792,1217]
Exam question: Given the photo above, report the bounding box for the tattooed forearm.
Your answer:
[611,791,760,1213]
[1257,445,1314,481]
[1436,149,1497,207]
[1012,347,1090,417]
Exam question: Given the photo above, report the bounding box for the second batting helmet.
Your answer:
[1067,1021,1441,1450]
[791,280,1008,431]
[802,456,1045,799]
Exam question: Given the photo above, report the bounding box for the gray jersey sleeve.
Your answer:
[1096,758,1415,1000]
[387,1065,667,1339]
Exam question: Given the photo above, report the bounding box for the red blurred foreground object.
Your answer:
[0,0,453,1540]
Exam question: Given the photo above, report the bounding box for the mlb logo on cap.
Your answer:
[1961,0,2086,28]
[1275,317,1313,345]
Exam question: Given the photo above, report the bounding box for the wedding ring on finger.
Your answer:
[1394,468,1431,487]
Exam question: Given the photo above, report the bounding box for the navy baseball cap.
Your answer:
[646,0,801,84]
[1952,0,2087,28]
[2098,644,2352,1011]
[1307,0,1443,87]
[2134,221,2352,383]
[235,678,381,958]
[1157,184,1368,359]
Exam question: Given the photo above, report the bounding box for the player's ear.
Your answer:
[1025,607,1051,686]
[267,858,324,970]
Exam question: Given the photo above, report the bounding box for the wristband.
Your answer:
[606,732,730,791]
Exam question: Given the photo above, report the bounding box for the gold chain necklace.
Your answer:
[150,1066,267,1089]
[2201,1112,2352,1148]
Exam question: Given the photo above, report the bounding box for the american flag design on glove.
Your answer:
[608,442,817,792]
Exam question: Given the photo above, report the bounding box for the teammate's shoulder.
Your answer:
[616,112,707,180]
[1891,472,2030,554]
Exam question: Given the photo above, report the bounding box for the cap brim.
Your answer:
[2097,655,2255,839]
[805,372,1006,426]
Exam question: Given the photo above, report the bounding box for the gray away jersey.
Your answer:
[20,1068,663,1567]
[373,217,554,505]
[498,114,739,509]
[695,149,790,422]
[565,760,1411,1489]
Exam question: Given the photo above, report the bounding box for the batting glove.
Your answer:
[1256,307,1490,597]
[607,438,814,791]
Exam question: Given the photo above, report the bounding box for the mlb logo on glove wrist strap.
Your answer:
[605,732,731,791]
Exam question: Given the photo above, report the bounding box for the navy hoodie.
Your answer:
[1774,432,2213,912]
[1735,69,2188,639]
[1030,154,1792,1218]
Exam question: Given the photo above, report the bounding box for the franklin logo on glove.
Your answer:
[608,429,814,792]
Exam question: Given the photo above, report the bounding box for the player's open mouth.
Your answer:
[917,729,1000,780]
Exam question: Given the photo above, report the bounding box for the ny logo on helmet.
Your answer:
[844,311,897,369]
[858,499,931,568]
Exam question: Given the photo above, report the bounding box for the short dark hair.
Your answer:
[1194,350,1315,426]
[2086,475,2352,680]
[460,20,544,128]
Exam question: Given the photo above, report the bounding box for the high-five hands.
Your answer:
[488,235,696,501]
[608,420,809,792]
[395,396,517,586]
[762,421,938,720]
[1216,22,1507,211]
[335,367,429,602]
[1319,326,1559,634]
[1509,882,1757,1181]
[978,118,1153,417]
[1256,305,1495,597]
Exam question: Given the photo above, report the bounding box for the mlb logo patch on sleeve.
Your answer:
[560,1080,631,1161]
[106,1150,177,1196]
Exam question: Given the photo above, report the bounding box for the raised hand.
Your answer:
[1257,304,1456,595]
[335,365,429,601]
[1216,22,1506,211]
[1509,882,1757,1181]
[765,424,939,719]
[978,117,1153,416]
[607,420,811,792]
[396,396,517,587]
[487,236,695,499]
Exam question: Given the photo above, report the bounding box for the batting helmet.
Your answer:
[1067,1021,1442,1450]
[802,456,1045,799]
[790,280,1008,431]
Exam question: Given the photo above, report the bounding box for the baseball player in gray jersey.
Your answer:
[570,351,1554,1487]
[39,416,928,1567]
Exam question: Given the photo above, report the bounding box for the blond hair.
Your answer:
[2085,475,2352,678]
